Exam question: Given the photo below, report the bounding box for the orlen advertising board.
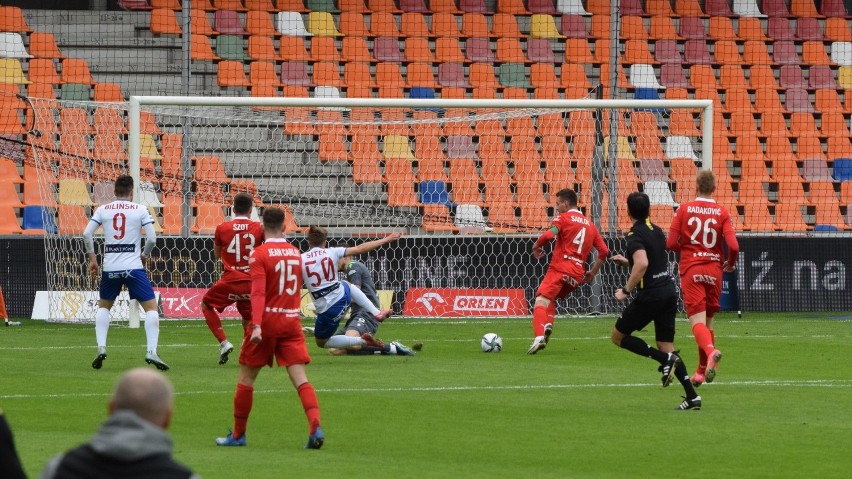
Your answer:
[403,288,528,317]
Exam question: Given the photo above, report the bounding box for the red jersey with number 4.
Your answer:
[214,218,265,281]
[550,209,609,275]
[248,238,302,332]
[667,198,739,273]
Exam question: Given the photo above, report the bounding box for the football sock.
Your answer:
[358,345,390,355]
[546,302,556,323]
[348,284,379,315]
[202,305,227,343]
[233,383,253,439]
[95,308,110,348]
[297,382,321,434]
[619,335,669,364]
[324,335,364,349]
[532,304,548,337]
[675,359,698,399]
[692,323,715,358]
[144,310,160,353]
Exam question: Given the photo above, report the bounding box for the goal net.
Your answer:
[27,96,711,322]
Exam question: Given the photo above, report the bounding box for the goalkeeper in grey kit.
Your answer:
[327,254,421,356]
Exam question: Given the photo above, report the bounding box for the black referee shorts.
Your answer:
[615,295,678,343]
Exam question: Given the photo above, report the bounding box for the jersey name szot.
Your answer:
[214,217,265,277]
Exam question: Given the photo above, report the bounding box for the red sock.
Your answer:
[692,323,716,359]
[532,305,548,337]
[203,305,227,343]
[546,302,556,323]
[233,383,253,438]
[297,382,321,434]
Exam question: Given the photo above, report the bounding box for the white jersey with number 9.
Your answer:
[88,200,155,272]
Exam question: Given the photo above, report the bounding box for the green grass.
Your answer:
[2,313,851,478]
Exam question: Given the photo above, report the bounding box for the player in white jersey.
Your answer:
[83,175,168,371]
[302,226,399,351]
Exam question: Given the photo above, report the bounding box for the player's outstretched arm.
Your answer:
[665,209,682,252]
[344,232,402,256]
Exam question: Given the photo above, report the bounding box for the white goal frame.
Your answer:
[119,97,712,324]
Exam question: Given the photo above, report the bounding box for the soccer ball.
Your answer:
[480,333,502,353]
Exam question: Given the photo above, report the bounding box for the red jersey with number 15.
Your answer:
[667,198,739,273]
[550,209,609,275]
[248,238,302,331]
[214,217,265,280]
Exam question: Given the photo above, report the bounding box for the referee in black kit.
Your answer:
[609,192,702,411]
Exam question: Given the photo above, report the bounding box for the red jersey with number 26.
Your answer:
[248,238,302,331]
[550,209,609,275]
[667,198,739,273]
[214,218,265,280]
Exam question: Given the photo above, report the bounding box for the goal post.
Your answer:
[31,96,712,322]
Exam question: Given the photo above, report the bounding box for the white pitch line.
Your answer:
[2,379,850,400]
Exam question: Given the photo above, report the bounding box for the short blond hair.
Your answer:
[696,170,716,196]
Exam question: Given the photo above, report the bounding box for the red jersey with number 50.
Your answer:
[550,209,609,275]
[667,198,739,273]
[214,218,265,280]
[248,238,302,330]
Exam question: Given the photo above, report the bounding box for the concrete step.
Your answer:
[256,177,383,201]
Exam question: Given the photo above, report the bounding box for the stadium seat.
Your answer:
[419,180,452,205]
[243,11,276,35]
[401,12,430,37]
[21,205,57,234]
[558,0,591,15]
[308,11,342,36]
[629,64,663,89]
[217,61,251,87]
[774,203,808,231]
[826,18,852,42]
[705,0,735,15]
[0,6,32,32]
[733,0,765,16]
[421,204,458,232]
[0,33,30,59]
[192,202,225,234]
[684,40,712,65]
[278,12,312,36]
[766,17,794,41]
[0,205,23,234]
[214,35,246,61]
[214,10,247,35]
[57,204,89,235]
[779,65,808,89]
[679,17,706,40]
[530,14,564,39]
[808,66,838,89]
[831,42,852,66]
[743,41,774,65]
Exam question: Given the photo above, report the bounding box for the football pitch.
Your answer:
[2,312,850,478]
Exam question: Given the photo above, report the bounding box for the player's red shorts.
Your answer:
[203,277,251,313]
[680,263,723,317]
[239,315,311,368]
[536,266,584,301]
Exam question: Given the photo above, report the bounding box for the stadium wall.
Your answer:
[3,236,851,317]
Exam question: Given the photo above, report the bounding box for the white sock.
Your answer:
[144,310,160,353]
[348,284,379,315]
[323,335,365,349]
[388,343,397,354]
[95,308,110,348]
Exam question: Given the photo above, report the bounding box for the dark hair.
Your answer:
[114,175,134,197]
[306,225,328,247]
[262,207,285,231]
[627,192,650,220]
[696,170,716,196]
[556,188,578,206]
[232,192,253,215]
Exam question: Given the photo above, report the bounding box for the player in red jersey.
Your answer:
[216,207,323,449]
[667,170,739,386]
[528,189,610,354]
[201,193,265,365]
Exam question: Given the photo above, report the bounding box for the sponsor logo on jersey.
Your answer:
[105,244,135,253]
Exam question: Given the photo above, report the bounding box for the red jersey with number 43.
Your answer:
[214,217,265,280]
[248,238,302,330]
[667,198,739,273]
[550,209,609,275]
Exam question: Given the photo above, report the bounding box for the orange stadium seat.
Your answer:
[151,8,182,34]
[28,33,64,59]
[61,59,95,84]
[28,59,61,85]
[0,205,23,234]
[217,61,251,87]
[369,12,401,37]
[245,11,277,36]
[0,6,32,33]
[405,37,435,63]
